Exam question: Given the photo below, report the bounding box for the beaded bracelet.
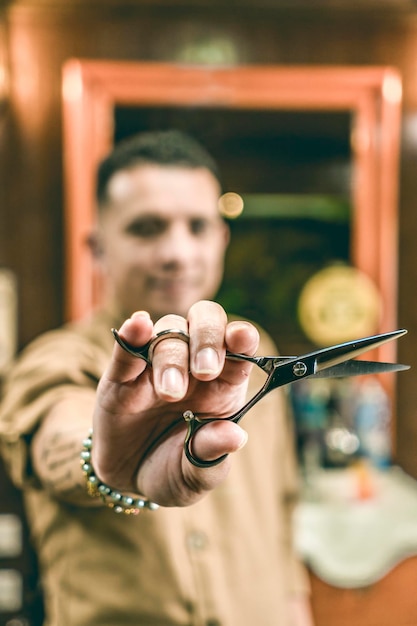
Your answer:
[80,429,159,515]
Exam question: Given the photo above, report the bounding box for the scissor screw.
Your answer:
[183,410,195,422]
[293,361,307,377]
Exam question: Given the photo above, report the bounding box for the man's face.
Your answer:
[95,164,230,320]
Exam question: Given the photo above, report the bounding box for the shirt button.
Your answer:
[187,530,208,551]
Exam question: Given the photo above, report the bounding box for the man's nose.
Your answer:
[157,224,198,263]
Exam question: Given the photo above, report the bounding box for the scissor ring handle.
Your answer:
[147,329,190,362]
[183,411,229,468]
[112,328,189,364]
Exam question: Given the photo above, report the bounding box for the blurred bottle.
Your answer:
[291,379,330,499]
[323,384,360,468]
[353,377,391,469]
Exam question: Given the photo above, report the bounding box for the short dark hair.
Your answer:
[96,129,221,206]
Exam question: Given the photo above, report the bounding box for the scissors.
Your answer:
[112,327,409,469]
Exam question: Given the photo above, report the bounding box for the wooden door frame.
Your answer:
[61,60,402,395]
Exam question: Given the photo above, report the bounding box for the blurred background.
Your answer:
[0,1,417,624]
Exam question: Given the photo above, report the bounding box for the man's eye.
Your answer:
[126,220,164,237]
[190,219,209,235]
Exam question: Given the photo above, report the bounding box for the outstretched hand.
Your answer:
[92,300,259,507]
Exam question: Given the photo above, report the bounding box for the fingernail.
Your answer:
[131,311,151,320]
[194,348,220,374]
[237,431,248,450]
[160,367,185,397]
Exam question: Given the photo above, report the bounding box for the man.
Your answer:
[0,130,313,625]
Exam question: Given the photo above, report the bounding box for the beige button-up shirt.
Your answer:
[0,309,309,626]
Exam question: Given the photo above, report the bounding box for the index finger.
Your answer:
[107,311,154,383]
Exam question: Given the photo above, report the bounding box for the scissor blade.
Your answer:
[310,360,410,379]
[313,329,407,372]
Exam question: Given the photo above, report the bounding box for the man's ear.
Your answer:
[86,231,104,259]
[222,220,231,249]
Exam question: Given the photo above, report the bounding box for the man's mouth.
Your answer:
[150,276,198,293]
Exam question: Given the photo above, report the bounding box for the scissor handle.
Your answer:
[182,370,275,468]
[182,355,318,468]
[112,328,190,364]
[183,412,230,468]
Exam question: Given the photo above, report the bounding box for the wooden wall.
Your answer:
[1,1,417,475]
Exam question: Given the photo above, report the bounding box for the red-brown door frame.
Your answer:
[61,60,402,403]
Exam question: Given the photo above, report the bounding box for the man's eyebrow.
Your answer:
[127,212,164,220]
[124,214,165,226]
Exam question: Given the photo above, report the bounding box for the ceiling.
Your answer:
[1,0,417,12]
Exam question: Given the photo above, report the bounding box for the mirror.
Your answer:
[61,61,402,400]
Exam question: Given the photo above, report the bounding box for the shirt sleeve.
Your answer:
[0,327,107,488]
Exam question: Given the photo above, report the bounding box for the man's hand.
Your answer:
[92,300,259,507]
